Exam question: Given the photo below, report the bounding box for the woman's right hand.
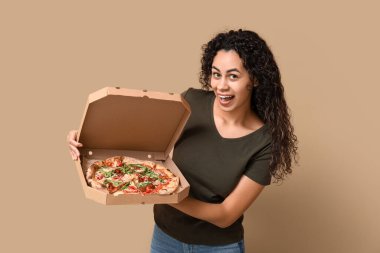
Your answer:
[67,130,83,160]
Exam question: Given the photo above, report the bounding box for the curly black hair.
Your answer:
[200,29,298,183]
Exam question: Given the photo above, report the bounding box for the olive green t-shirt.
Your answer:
[154,88,272,245]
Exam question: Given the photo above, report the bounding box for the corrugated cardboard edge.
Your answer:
[107,87,181,102]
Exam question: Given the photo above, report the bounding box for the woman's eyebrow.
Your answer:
[212,66,241,73]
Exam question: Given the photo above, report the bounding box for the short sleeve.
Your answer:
[244,143,272,186]
[180,88,192,99]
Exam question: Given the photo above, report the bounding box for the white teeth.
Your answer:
[219,95,233,99]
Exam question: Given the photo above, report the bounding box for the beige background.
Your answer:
[1,0,379,252]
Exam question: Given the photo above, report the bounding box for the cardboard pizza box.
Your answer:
[73,87,191,205]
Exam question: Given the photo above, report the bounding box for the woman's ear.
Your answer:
[248,81,258,90]
[250,77,259,89]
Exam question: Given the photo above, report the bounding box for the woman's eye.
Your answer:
[229,74,238,80]
[212,72,221,78]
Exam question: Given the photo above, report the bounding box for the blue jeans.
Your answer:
[150,224,245,253]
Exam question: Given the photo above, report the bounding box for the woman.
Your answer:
[67,29,298,253]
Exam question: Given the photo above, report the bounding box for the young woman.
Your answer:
[67,29,298,253]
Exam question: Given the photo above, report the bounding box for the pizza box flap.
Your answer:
[77,87,191,160]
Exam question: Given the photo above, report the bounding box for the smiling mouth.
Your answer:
[219,95,235,102]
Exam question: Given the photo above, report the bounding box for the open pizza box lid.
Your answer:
[74,87,191,205]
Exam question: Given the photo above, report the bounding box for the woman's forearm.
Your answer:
[170,197,230,228]
[169,176,265,229]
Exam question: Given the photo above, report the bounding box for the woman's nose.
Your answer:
[217,77,229,90]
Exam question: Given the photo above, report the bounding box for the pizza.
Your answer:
[86,156,179,196]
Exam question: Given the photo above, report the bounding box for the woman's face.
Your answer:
[210,50,253,114]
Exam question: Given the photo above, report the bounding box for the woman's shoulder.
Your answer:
[181,87,213,100]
